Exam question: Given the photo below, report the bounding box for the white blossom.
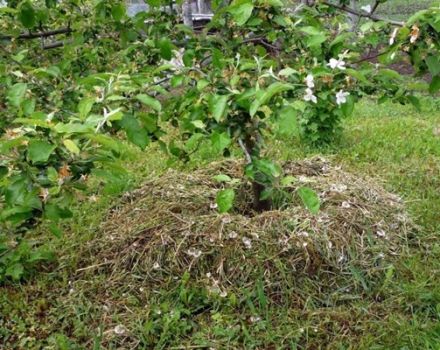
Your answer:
[336,90,350,106]
[389,28,399,46]
[221,216,232,224]
[114,324,126,335]
[327,58,346,70]
[305,74,315,88]
[376,229,386,238]
[242,236,252,249]
[304,88,317,104]
[361,4,372,13]
[250,316,261,323]
[153,262,160,270]
[167,48,185,70]
[228,231,238,239]
[330,183,347,192]
[297,231,309,238]
[341,201,351,209]
[187,248,202,258]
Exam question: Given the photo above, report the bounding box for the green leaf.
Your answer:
[28,140,56,163]
[44,204,73,221]
[18,1,36,28]
[277,106,298,137]
[22,99,35,116]
[307,34,327,48]
[111,3,126,21]
[378,69,402,81]
[49,223,63,238]
[45,0,57,8]
[5,263,24,281]
[250,83,294,116]
[216,188,235,213]
[78,98,95,120]
[281,175,296,187]
[426,56,440,76]
[197,79,210,91]
[157,37,173,60]
[184,133,204,152]
[278,67,298,77]
[54,123,93,134]
[341,95,355,117]
[146,0,162,6]
[213,174,232,183]
[208,95,229,122]
[429,75,440,94]
[211,132,231,153]
[136,94,162,112]
[297,187,320,214]
[183,50,195,67]
[0,166,8,179]
[119,115,150,149]
[345,68,370,85]
[171,75,184,87]
[191,120,205,129]
[63,139,80,155]
[7,83,27,108]
[407,95,421,112]
[228,1,254,26]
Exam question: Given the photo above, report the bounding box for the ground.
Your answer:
[1,95,439,349]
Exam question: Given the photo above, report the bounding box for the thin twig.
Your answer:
[322,1,405,27]
[76,261,112,273]
[238,138,252,164]
[351,48,392,64]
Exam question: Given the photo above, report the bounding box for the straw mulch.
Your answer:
[76,157,413,307]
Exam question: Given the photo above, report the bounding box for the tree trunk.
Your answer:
[243,134,272,212]
[251,181,271,212]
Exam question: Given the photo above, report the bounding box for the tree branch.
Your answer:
[43,41,66,50]
[321,1,405,27]
[351,48,392,64]
[0,27,72,40]
[238,138,252,164]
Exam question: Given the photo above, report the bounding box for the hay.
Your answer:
[77,157,413,306]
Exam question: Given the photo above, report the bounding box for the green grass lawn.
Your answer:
[1,96,439,349]
[358,0,439,20]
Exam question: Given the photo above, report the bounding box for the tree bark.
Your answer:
[242,135,272,212]
[0,27,72,40]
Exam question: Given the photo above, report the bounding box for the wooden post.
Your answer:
[182,0,193,27]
